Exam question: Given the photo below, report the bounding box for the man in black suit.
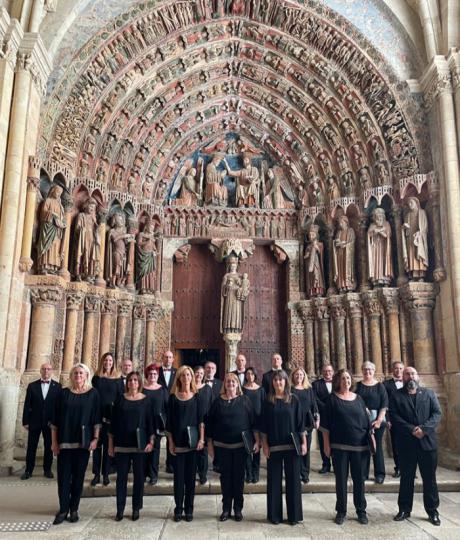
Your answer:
[204,360,222,400]
[120,358,133,386]
[231,353,247,387]
[261,353,284,395]
[158,351,177,473]
[390,366,442,526]
[384,361,404,478]
[21,363,61,479]
[312,364,334,474]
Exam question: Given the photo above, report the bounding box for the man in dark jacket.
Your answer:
[204,360,222,400]
[261,353,285,395]
[390,366,442,526]
[21,363,61,479]
[384,361,404,477]
[158,350,177,473]
[312,364,334,473]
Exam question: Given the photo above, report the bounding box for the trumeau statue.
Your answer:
[304,224,325,298]
[205,154,228,206]
[332,215,356,292]
[136,217,158,294]
[105,212,135,288]
[72,197,100,283]
[367,207,393,286]
[220,256,250,335]
[225,156,260,207]
[402,197,429,280]
[36,185,66,274]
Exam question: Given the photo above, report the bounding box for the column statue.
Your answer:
[71,197,100,283]
[136,217,159,294]
[367,207,393,286]
[402,197,429,281]
[105,212,135,288]
[220,257,250,334]
[332,215,356,292]
[304,224,325,297]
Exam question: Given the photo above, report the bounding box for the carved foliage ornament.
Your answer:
[30,286,62,305]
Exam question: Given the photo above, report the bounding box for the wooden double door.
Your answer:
[172,243,287,378]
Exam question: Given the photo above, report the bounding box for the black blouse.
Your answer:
[291,387,319,431]
[242,386,266,419]
[91,375,123,423]
[110,395,154,452]
[143,386,168,434]
[208,395,254,445]
[51,388,101,449]
[322,393,371,451]
[260,394,304,449]
[166,394,204,450]
[356,382,389,413]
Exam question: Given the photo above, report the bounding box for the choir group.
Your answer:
[21,351,442,527]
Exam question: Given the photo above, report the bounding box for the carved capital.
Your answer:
[66,292,84,310]
[27,175,40,192]
[297,300,314,323]
[380,288,400,315]
[447,48,460,91]
[401,282,439,312]
[0,17,22,71]
[30,286,62,305]
[145,304,165,321]
[420,56,453,110]
[328,296,347,320]
[118,301,132,317]
[133,303,146,320]
[84,295,100,313]
[362,291,381,317]
[174,244,191,264]
[313,298,329,320]
[17,33,52,96]
[100,298,117,315]
[346,293,363,319]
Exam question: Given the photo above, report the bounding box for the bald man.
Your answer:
[261,353,287,395]
[22,363,61,479]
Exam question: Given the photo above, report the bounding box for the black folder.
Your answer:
[290,432,302,456]
[156,412,166,433]
[242,430,255,454]
[187,425,199,449]
[81,425,91,449]
[136,427,147,450]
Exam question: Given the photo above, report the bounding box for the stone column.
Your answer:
[224,333,241,372]
[363,291,383,374]
[132,302,146,369]
[391,207,408,287]
[328,296,347,370]
[426,178,447,282]
[358,214,370,292]
[95,209,108,288]
[145,304,157,364]
[346,293,364,375]
[81,295,100,367]
[380,289,402,366]
[99,297,116,358]
[27,286,62,371]
[126,217,137,292]
[116,301,132,363]
[58,191,74,281]
[62,291,84,374]
[401,282,439,374]
[297,301,315,377]
[19,157,40,272]
[314,298,330,368]
[399,304,412,366]
[326,225,336,295]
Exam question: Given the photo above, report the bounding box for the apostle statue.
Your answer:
[332,215,356,292]
[105,212,135,288]
[220,256,250,335]
[304,224,325,297]
[174,167,200,207]
[367,207,393,286]
[205,154,228,206]
[224,156,260,207]
[71,197,100,283]
[136,217,159,294]
[402,197,429,280]
[36,185,66,274]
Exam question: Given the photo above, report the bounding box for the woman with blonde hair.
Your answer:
[166,365,205,522]
[50,363,101,525]
[291,367,319,484]
[91,352,123,486]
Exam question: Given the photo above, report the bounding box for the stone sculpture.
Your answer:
[105,212,135,288]
[205,154,228,206]
[136,217,158,294]
[225,156,260,207]
[367,207,393,286]
[174,167,200,206]
[304,224,325,298]
[72,197,100,283]
[332,215,356,292]
[220,256,250,334]
[402,197,429,281]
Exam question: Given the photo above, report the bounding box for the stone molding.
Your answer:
[17,33,52,96]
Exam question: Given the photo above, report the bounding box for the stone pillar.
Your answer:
[58,192,74,281]
[224,333,241,372]
[358,214,370,292]
[145,304,157,364]
[314,298,330,368]
[81,295,100,367]
[346,293,364,375]
[328,296,347,370]
[363,291,383,374]
[380,289,402,366]
[19,157,40,272]
[27,286,62,372]
[399,304,412,366]
[401,282,439,374]
[95,210,108,288]
[116,301,132,364]
[391,207,408,287]
[297,301,315,377]
[62,291,84,374]
[132,303,146,369]
[99,297,116,358]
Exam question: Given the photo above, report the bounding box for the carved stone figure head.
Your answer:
[338,215,349,230]
[112,212,125,228]
[83,197,97,215]
[407,197,420,212]
[307,224,319,241]
[372,207,386,227]
[48,185,63,199]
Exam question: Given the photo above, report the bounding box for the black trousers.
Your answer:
[166,446,174,470]
[300,431,313,480]
[145,436,161,481]
[196,447,208,481]
[116,452,145,514]
[331,448,367,515]
[398,447,439,514]
[173,451,197,515]
[92,423,111,478]
[317,430,331,469]
[389,426,400,471]
[216,447,246,513]
[245,450,260,481]
[365,424,386,479]
[26,426,53,474]
[267,450,302,523]
[57,449,90,514]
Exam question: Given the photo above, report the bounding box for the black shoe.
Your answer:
[53,512,67,525]
[149,477,158,486]
[90,474,100,486]
[199,476,207,485]
[319,466,331,474]
[185,514,193,522]
[132,510,139,521]
[269,519,280,525]
[166,466,174,474]
[69,511,79,523]
[234,511,243,522]
[173,513,182,522]
[394,510,411,521]
[301,476,310,484]
[288,520,299,525]
[428,512,441,526]
[213,466,220,473]
[220,511,230,521]
[375,475,384,484]
[115,512,124,521]
[21,471,31,480]
[357,512,368,525]
[102,476,110,486]
[393,469,401,478]
[245,475,251,483]
[335,513,346,525]
[44,470,54,479]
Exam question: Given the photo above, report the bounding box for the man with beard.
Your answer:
[389,367,442,526]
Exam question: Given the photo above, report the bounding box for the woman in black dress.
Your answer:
[356,361,388,484]
[322,369,371,525]
[261,370,307,526]
[166,365,205,522]
[143,364,168,485]
[91,352,123,486]
[242,366,265,483]
[50,363,101,525]
[291,367,319,484]
[194,365,212,485]
[109,371,154,521]
[208,372,258,522]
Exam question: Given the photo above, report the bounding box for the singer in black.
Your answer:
[143,364,168,486]
[50,363,101,525]
[313,364,334,474]
[390,366,442,526]
[322,369,371,526]
[260,370,307,526]
[22,362,61,480]
[261,353,284,394]
[194,365,212,485]
[356,361,388,484]
[158,350,177,473]
[243,366,265,483]
[384,361,404,477]
[109,371,154,521]
[291,367,319,484]
[166,365,205,522]
[208,373,258,522]
[91,352,123,486]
